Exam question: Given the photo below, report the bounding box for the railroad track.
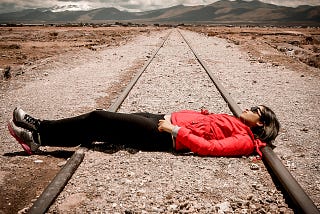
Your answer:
[28,29,319,213]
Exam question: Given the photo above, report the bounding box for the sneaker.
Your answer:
[13,107,40,132]
[7,120,41,155]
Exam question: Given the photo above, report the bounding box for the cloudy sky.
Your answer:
[1,0,320,13]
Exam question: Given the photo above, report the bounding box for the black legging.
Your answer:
[39,110,173,151]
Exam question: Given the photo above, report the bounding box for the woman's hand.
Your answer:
[158,119,175,133]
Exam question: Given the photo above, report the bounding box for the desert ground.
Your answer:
[1,25,319,79]
[0,26,156,213]
[187,26,320,70]
[0,25,319,213]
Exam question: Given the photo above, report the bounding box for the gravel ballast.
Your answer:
[1,28,319,213]
[47,29,319,213]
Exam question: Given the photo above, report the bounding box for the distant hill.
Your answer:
[0,0,319,26]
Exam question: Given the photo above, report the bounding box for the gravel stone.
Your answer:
[2,27,318,213]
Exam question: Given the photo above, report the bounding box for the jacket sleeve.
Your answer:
[176,127,254,156]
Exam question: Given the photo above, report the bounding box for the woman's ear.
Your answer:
[256,121,264,127]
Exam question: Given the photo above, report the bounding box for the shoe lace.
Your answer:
[24,114,39,127]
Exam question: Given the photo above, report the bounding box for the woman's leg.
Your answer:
[39,110,172,151]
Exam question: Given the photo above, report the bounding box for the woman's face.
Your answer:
[240,106,264,127]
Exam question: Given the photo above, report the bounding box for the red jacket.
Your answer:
[171,110,266,157]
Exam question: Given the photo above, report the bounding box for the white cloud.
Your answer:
[258,0,320,7]
[51,1,92,12]
[0,0,319,14]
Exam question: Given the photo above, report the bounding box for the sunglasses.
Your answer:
[250,106,265,122]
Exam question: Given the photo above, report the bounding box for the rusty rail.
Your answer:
[27,30,172,214]
[178,29,319,213]
[27,28,319,213]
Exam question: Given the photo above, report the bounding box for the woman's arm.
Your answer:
[175,127,254,156]
[158,120,254,156]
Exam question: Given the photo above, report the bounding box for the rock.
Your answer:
[241,208,249,214]
[279,207,287,214]
[269,204,278,212]
[3,66,11,79]
[250,163,260,170]
[215,201,232,213]
[17,207,29,214]
[247,194,254,200]
[168,204,178,211]
[58,161,67,167]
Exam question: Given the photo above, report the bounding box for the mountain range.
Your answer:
[0,0,319,25]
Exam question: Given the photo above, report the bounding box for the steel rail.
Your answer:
[178,29,319,213]
[27,30,172,214]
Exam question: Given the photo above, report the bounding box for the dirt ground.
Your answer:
[0,25,319,213]
[0,26,156,79]
[187,26,320,71]
[0,26,156,214]
[2,25,319,81]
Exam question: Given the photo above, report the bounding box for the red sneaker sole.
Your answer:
[7,121,32,155]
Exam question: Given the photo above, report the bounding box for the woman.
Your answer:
[7,105,280,157]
